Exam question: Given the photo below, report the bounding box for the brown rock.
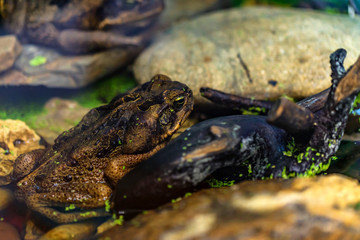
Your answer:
[0,222,21,240]
[31,98,90,144]
[0,70,30,85]
[0,36,22,73]
[134,7,360,105]
[98,174,360,239]
[0,188,13,211]
[0,119,45,185]
[0,44,141,88]
[38,223,97,240]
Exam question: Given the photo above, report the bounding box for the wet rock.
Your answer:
[134,7,360,105]
[0,222,21,240]
[32,98,90,144]
[98,174,360,239]
[38,223,97,240]
[0,120,45,185]
[0,188,13,211]
[0,36,22,73]
[0,44,140,88]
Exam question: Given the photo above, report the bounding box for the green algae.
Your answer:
[29,56,47,66]
[0,73,136,129]
[207,178,235,188]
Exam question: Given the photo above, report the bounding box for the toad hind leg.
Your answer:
[25,198,111,224]
[24,183,112,223]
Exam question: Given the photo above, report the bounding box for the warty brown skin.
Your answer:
[12,74,194,223]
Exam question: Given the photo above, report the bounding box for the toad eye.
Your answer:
[173,96,185,111]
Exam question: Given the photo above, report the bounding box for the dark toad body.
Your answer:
[12,74,193,223]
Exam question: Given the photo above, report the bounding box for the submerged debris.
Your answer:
[113,49,360,215]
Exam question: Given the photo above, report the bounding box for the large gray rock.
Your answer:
[134,7,360,105]
[0,35,22,73]
[97,174,360,239]
[0,44,140,88]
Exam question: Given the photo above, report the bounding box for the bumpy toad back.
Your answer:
[13,74,194,223]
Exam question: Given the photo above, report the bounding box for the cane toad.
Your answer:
[1,0,164,53]
[12,74,194,223]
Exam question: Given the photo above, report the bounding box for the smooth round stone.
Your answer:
[134,7,360,105]
[38,223,97,240]
[0,222,21,240]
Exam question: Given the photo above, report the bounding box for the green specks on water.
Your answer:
[184,192,192,198]
[105,200,111,212]
[29,56,47,66]
[182,146,187,150]
[65,204,76,211]
[112,214,124,225]
[248,164,252,175]
[207,178,235,188]
[281,167,296,179]
[171,197,182,203]
[281,94,295,102]
[297,153,304,163]
[282,137,298,157]
[80,211,97,217]
[281,167,288,179]
[184,137,188,141]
